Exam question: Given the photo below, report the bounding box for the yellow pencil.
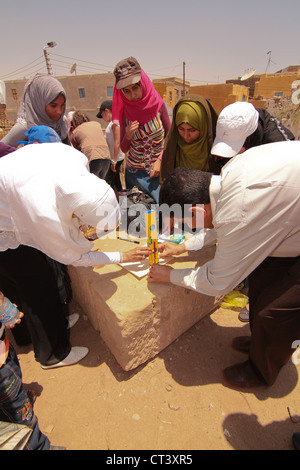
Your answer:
[144,210,159,265]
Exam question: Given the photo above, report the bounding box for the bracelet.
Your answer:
[111,159,117,164]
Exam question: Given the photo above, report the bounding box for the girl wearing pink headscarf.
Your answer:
[112,57,170,203]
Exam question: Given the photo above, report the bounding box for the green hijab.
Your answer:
[175,101,209,171]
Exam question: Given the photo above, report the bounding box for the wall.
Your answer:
[153,77,190,108]
[189,83,249,113]
[254,72,300,99]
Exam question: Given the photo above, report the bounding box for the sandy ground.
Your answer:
[8,300,300,451]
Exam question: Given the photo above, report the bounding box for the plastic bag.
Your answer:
[221,290,248,310]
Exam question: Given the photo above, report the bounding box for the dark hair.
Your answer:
[159,167,212,210]
[50,91,66,104]
[70,111,90,128]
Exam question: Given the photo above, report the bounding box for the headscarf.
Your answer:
[112,70,164,126]
[160,95,219,183]
[17,73,68,140]
[175,101,209,171]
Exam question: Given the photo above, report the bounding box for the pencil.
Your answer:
[117,236,140,244]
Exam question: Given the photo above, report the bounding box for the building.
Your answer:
[152,77,190,108]
[226,74,260,99]
[253,67,300,100]
[189,83,249,113]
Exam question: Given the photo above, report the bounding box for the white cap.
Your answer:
[211,102,259,157]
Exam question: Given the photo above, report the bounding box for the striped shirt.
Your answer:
[126,114,165,171]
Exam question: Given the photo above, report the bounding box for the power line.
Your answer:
[50,53,113,71]
[0,56,44,80]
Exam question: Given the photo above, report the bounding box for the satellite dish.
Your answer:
[70,63,77,75]
[240,69,256,81]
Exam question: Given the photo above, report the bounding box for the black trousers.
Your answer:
[89,158,110,180]
[105,160,123,193]
[248,256,300,385]
[0,246,71,366]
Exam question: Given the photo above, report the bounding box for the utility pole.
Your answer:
[43,41,57,74]
[183,61,186,96]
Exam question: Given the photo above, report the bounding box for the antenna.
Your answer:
[265,51,276,73]
[240,68,256,81]
[70,63,77,75]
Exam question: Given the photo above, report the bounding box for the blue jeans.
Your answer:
[0,343,50,450]
[125,168,160,204]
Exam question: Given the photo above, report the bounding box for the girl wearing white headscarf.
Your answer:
[1,73,69,147]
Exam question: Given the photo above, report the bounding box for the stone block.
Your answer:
[68,238,222,371]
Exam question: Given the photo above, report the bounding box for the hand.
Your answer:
[122,246,152,263]
[148,264,173,283]
[149,159,161,178]
[159,241,187,258]
[5,311,24,329]
[111,161,117,172]
[125,121,139,141]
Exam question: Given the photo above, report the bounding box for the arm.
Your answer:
[159,229,217,257]
[159,103,171,136]
[150,104,171,178]
[1,121,28,147]
[71,246,151,267]
[155,213,291,296]
[150,181,295,295]
[120,117,139,153]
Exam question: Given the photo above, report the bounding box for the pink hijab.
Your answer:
[112,70,164,126]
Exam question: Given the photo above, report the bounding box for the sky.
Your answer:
[1,0,300,85]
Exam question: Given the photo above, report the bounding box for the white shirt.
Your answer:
[171,141,300,296]
[0,143,121,266]
[105,121,125,162]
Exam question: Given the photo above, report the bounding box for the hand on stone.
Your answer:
[148,264,173,283]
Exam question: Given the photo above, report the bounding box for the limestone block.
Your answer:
[68,238,222,371]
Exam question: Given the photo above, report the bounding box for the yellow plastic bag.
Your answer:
[221,290,248,310]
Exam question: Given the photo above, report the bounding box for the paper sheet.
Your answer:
[119,256,171,279]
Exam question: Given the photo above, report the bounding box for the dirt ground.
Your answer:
[8,299,300,451]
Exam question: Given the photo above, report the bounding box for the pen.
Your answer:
[117,236,140,244]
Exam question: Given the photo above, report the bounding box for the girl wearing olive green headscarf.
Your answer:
[175,101,209,170]
[160,95,219,184]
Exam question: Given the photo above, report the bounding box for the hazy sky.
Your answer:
[1,0,299,84]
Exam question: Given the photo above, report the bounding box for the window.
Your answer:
[78,88,86,98]
[275,92,283,97]
[107,86,113,97]
[11,89,18,100]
